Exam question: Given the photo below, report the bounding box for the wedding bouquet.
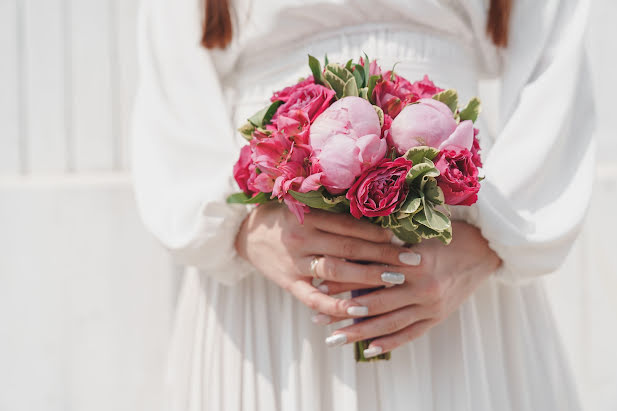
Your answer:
[228,55,483,361]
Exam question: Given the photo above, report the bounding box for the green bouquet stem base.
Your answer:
[350,286,391,362]
[354,339,391,362]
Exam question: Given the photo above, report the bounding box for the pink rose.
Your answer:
[434,147,480,206]
[232,145,261,195]
[372,72,416,118]
[409,75,443,99]
[309,96,387,193]
[271,83,335,131]
[271,76,314,102]
[346,157,413,219]
[390,98,474,154]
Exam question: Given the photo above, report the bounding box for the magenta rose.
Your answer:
[372,72,416,118]
[346,157,413,219]
[409,75,443,99]
[434,147,480,206]
[233,145,256,195]
[471,127,482,168]
[271,83,335,131]
[271,76,314,102]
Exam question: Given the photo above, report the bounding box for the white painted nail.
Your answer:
[363,346,383,358]
[399,251,421,266]
[347,306,369,316]
[381,271,405,285]
[391,235,405,246]
[317,284,329,294]
[311,313,330,325]
[325,333,347,347]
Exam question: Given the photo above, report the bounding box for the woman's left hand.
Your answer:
[314,221,502,358]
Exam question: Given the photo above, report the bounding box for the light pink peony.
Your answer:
[309,96,387,193]
[389,98,474,154]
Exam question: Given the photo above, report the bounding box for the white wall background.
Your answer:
[0,0,615,410]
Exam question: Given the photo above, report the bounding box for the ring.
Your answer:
[309,256,320,279]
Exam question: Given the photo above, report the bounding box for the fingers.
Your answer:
[315,280,375,296]
[310,233,423,268]
[287,279,370,319]
[306,210,393,244]
[362,319,435,358]
[326,305,426,345]
[304,256,410,286]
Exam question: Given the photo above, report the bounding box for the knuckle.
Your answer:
[335,298,350,316]
[424,278,443,302]
[379,245,395,262]
[305,291,320,311]
[389,315,408,333]
[340,240,356,258]
[282,229,304,248]
[321,257,339,280]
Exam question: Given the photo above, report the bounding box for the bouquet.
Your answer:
[228,55,483,361]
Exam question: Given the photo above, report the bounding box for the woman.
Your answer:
[132,0,595,409]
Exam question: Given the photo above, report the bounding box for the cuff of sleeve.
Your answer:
[169,199,258,287]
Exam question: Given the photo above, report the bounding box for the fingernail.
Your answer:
[363,346,383,358]
[325,333,347,347]
[317,284,329,294]
[311,313,330,325]
[381,271,405,285]
[391,235,405,246]
[347,306,369,316]
[399,251,421,266]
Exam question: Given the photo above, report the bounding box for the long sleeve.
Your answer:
[472,0,596,285]
[131,0,255,286]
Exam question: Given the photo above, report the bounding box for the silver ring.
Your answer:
[309,256,320,279]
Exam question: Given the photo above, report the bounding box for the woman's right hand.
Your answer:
[235,202,422,319]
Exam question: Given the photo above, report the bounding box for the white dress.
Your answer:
[131,0,595,409]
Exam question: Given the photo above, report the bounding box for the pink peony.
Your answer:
[471,127,482,168]
[346,157,413,219]
[434,147,480,206]
[271,83,335,132]
[309,96,387,193]
[389,98,474,154]
[233,145,255,195]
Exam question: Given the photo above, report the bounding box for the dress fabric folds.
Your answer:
[131,0,594,409]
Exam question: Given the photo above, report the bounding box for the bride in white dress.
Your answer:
[131,0,595,409]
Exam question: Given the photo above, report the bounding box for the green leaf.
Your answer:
[417,199,451,231]
[359,87,369,100]
[406,161,439,185]
[367,75,381,104]
[325,63,353,82]
[459,97,481,123]
[391,226,422,244]
[324,54,329,66]
[345,59,353,71]
[437,225,453,245]
[433,89,459,114]
[423,179,445,205]
[414,223,441,239]
[373,105,384,128]
[363,53,371,90]
[248,100,283,128]
[343,77,359,97]
[288,189,348,212]
[226,191,271,205]
[308,55,324,85]
[403,146,440,164]
[324,70,346,99]
[353,66,365,90]
[238,122,255,140]
[400,194,422,214]
[399,215,419,231]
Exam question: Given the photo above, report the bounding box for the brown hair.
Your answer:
[201,0,513,49]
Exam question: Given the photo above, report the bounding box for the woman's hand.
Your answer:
[235,202,423,319]
[315,221,502,357]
